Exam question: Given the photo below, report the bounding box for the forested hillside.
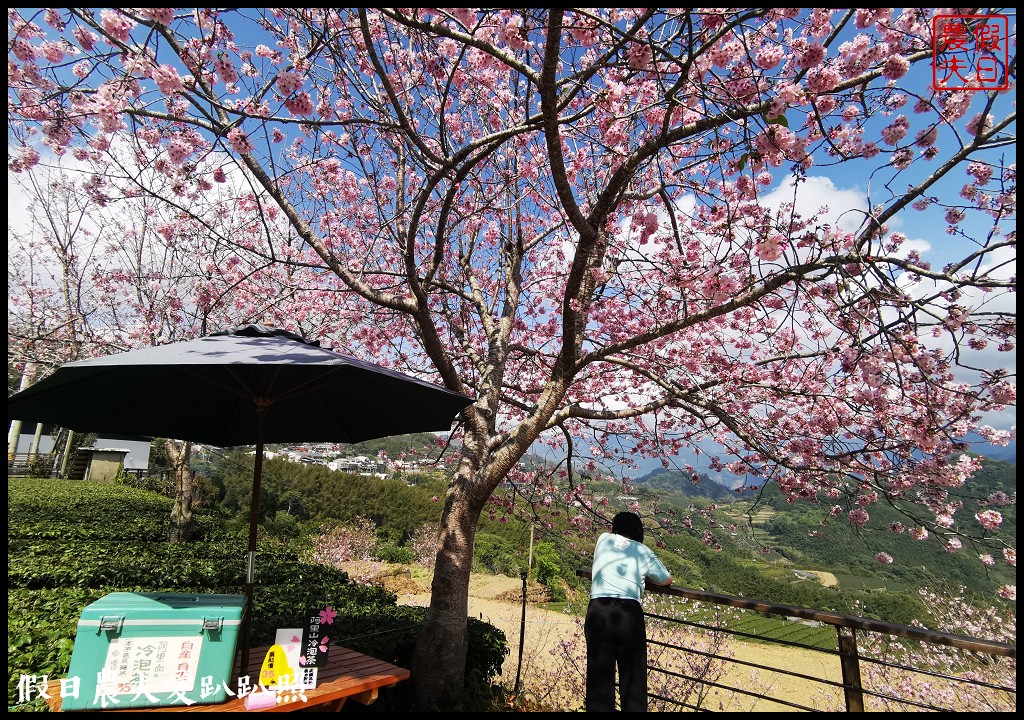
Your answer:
[170,443,1015,626]
[732,456,1016,598]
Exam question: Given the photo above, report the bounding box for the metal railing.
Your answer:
[577,569,1016,712]
[7,452,58,477]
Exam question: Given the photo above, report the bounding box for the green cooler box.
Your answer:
[62,592,247,711]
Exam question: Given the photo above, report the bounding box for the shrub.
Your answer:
[7,478,510,713]
[473,533,522,576]
[307,518,378,566]
[376,541,415,564]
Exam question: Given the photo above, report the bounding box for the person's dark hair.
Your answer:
[611,511,644,543]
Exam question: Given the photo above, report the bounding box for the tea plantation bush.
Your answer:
[7,478,508,712]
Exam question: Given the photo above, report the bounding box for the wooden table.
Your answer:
[43,644,410,712]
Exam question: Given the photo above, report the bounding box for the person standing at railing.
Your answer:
[585,511,673,712]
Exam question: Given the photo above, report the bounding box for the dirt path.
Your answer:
[395,573,843,712]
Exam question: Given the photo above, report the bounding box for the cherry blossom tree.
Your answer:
[8,9,1015,709]
[7,149,350,539]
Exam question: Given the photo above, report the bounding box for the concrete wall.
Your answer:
[83,449,130,483]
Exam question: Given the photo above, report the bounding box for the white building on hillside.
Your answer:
[328,455,386,477]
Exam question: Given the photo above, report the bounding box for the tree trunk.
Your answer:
[165,439,194,543]
[411,471,484,709]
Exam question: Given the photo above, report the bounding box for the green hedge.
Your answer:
[8,478,509,712]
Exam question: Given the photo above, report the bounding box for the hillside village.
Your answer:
[251,443,424,478]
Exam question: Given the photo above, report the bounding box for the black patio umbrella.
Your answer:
[6,324,474,660]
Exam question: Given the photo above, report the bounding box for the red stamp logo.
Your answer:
[933,14,1010,90]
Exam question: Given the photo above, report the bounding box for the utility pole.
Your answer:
[7,363,37,459]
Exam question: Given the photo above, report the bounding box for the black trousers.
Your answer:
[584,597,648,712]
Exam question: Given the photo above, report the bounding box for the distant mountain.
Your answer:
[973,439,1016,464]
[633,468,760,500]
[631,440,1015,502]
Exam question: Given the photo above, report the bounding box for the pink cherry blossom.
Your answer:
[882,55,909,79]
[227,127,254,154]
[881,116,910,146]
[141,9,176,27]
[965,112,993,136]
[967,161,994,185]
[214,54,239,85]
[755,44,785,69]
[757,235,786,260]
[975,510,1003,531]
[100,10,135,42]
[875,552,893,564]
[276,70,304,96]
[797,43,826,70]
[914,127,938,148]
[284,92,315,116]
[72,25,98,51]
[166,138,194,165]
[152,65,184,95]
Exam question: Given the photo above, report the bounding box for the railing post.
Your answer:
[837,627,865,711]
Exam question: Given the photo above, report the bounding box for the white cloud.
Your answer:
[760,174,872,235]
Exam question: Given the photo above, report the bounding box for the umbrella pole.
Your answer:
[238,404,268,678]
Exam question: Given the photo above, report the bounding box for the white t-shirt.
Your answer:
[589,532,671,601]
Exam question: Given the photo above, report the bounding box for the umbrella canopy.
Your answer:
[7,325,473,446]
[7,324,474,659]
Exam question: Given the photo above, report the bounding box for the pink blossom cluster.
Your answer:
[100,9,135,42]
[757,233,786,262]
[276,70,304,95]
[848,508,869,526]
[227,127,254,154]
[795,41,826,71]
[975,510,1003,531]
[140,8,175,26]
[858,584,1015,711]
[806,66,840,93]
[214,54,238,85]
[284,92,315,116]
[882,54,910,79]
[981,490,1013,506]
[881,116,910,146]
[966,161,995,186]
[755,43,785,70]
[151,64,184,95]
[966,112,993,136]
[309,518,378,567]
[914,126,938,148]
